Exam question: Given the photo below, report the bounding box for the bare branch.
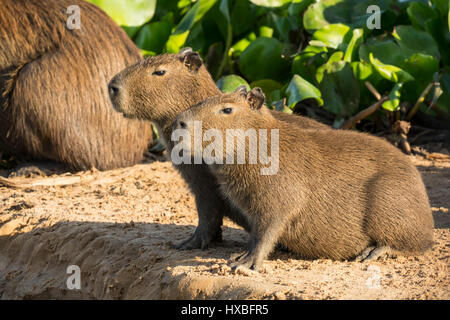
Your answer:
[340,96,389,130]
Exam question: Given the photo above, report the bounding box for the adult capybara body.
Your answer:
[0,0,152,170]
[175,88,434,271]
[108,49,329,250]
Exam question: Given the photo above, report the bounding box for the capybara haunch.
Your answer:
[0,0,152,170]
[109,48,329,249]
[174,87,434,271]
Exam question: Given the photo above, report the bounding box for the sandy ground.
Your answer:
[0,153,448,300]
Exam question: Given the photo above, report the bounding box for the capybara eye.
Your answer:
[221,108,233,114]
[152,70,166,76]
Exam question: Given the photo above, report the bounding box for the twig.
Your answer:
[340,96,389,130]
[406,82,437,121]
[365,81,381,100]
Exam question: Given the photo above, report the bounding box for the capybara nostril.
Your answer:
[108,79,120,98]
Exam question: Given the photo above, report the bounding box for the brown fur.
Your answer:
[175,88,434,270]
[0,0,152,171]
[109,49,330,250]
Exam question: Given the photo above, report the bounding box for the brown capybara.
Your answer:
[108,48,330,250]
[174,87,434,271]
[0,0,152,171]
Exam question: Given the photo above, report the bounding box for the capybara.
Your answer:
[0,0,152,171]
[109,48,330,249]
[174,87,434,271]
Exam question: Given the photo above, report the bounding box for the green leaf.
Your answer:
[291,46,328,83]
[87,0,156,26]
[231,0,257,37]
[271,99,293,113]
[259,26,274,38]
[436,72,450,112]
[344,28,364,62]
[369,53,414,83]
[318,61,360,117]
[310,24,351,49]
[249,79,283,97]
[382,83,403,111]
[431,0,449,16]
[359,40,407,66]
[249,0,292,7]
[402,53,439,83]
[303,0,390,32]
[135,21,172,53]
[239,37,288,81]
[393,25,440,60]
[316,51,344,83]
[166,0,218,52]
[350,61,373,80]
[214,0,233,79]
[230,37,252,57]
[216,75,250,93]
[407,2,438,30]
[285,75,323,108]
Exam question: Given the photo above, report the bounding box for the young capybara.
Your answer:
[173,87,434,271]
[0,0,152,171]
[108,48,330,250]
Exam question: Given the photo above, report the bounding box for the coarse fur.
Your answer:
[175,88,434,270]
[109,48,330,249]
[0,0,152,171]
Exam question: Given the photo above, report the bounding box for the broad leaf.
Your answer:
[382,83,403,111]
[250,0,292,7]
[318,61,360,117]
[310,24,351,50]
[166,0,218,52]
[250,79,283,97]
[135,21,172,54]
[369,53,414,83]
[285,75,324,108]
[344,29,364,62]
[303,0,391,32]
[393,25,440,60]
[239,37,288,81]
[87,0,156,26]
[217,75,250,92]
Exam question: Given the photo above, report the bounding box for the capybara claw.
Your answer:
[355,246,376,262]
[230,253,260,272]
[230,251,248,262]
[173,232,212,250]
[355,246,393,262]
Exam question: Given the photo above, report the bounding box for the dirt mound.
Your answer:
[0,156,448,299]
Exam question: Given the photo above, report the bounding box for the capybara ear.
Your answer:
[234,85,248,98]
[179,47,203,72]
[246,87,265,110]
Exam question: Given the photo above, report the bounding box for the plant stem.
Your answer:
[340,96,389,130]
[406,82,436,121]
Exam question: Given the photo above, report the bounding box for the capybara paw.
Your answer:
[173,232,212,250]
[355,246,376,262]
[355,246,393,262]
[230,254,260,272]
[230,251,249,262]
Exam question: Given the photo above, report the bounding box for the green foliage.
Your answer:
[87,0,156,27]
[91,0,450,126]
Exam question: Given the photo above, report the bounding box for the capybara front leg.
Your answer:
[230,219,285,272]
